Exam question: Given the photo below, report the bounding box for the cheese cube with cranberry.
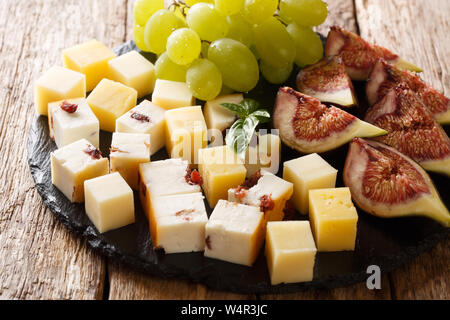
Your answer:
[152,79,195,110]
[48,98,99,148]
[228,170,293,222]
[63,39,116,92]
[51,139,109,203]
[110,132,150,190]
[198,146,246,208]
[265,221,317,285]
[204,200,265,266]
[203,94,242,132]
[34,66,86,116]
[150,192,208,253]
[115,100,166,155]
[165,106,207,164]
[138,158,202,218]
[283,153,337,214]
[84,172,135,233]
[108,51,155,98]
[87,79,137,132]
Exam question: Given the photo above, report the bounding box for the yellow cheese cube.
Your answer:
[152,79,195,110]
[108,51,155,98]
[283,153,337,214]
[34,66,86,115]
[51,139,109,203]
[203,94,242,132]
[110,132,150,190]
[87,79,137,132]
[309,188,358,252]
[198,146,246,208]
[265,221,317,285]
[63,39,116,92]
[165,106,207,164]
[84,172,135,233]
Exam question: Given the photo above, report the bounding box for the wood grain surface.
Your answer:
[0,0,448,300]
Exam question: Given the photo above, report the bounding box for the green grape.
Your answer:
[287,23,323,67]
[250,45,260,60]
[220,85,235,95]
[201,42,210,58]
[185,0,214,5]
[133,0,164,26]
[253,17,296,68]
[226,14,253,47]
[186,59,222,101]
[186,3,229,42]
[208,38,259,92]
[166,28,201,65]
[134,24,151,52]
[144,9,179,54]
[155,52,188,82]
[241,0,278,25]
[260,60,293,84]
[215,0,245,16]
[169,5,187,28]
[280,0,328,26]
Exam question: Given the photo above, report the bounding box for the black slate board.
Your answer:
[27,41,449,294]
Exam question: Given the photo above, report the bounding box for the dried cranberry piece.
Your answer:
[131,112,151,122]
[234,185,248,200]
[83,145,102,160]
[242,170,262,189]
[60,101,78,113]
[185,167,203,185]
[260,194,275,213]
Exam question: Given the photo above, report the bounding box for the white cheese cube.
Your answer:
[51,138,109,203]
[110,132,150,190]
[84,172,135,233]
[204,200,265,266]
[48,98,99,148]
[152,79,195,110]
[203,94,242,132]
[115,100,166,155]
[150,193,208,253]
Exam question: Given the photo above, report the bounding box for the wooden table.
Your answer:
[0,0,448,300]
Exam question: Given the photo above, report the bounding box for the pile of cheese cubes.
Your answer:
[35,39,359,286]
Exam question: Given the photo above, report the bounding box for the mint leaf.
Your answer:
[240,99,260,115]
[221,103,247,119]
[250,109,270,123]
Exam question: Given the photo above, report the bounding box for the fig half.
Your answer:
[344,138,449,227]
[325,26,422,81]
[296,56,357,107]
[367,59,450,124]
[273,87,386,153]
[365,84,450,176]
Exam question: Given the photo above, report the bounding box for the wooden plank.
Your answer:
[354,0,450,300]
[0,0,128,299]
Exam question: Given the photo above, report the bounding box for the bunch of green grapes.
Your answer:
[133,0,327,101]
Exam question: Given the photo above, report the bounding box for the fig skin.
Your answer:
[366,59,450,124]
[296,56,357,107]
[365,83,450,176]
[273,87,386,154]
[325,26,422,81]
[343,138,449,227]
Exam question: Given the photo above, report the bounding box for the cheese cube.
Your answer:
[198,146,246,208]
[265,221,317,285]
[150,193,208,253]
[51,139,109,202]
[309,188,358,252]
[138,159,201,218]
[116,100,166,155]
[48,98,99,148]
[152,79,195,110]
[84,172,135,233]
[283,153,337,214]
[34,66,86,116]
[87,79,137,132]
[108,51,155,98]
[245,133,281,177]
[203,94,242,132]
[63,39,116,92]
[110,132,150,190]
[165,106,207,164]
[205,200,265,266]
[228,171,293,222]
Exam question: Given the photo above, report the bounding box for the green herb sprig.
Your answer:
[221,99,270,159]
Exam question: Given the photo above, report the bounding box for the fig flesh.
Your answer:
[325,26,422,81]
[296,56,357,107]
[366,59,450,124]
[365,84,450,176]
[273,87,386,153]
[343,138,449,227]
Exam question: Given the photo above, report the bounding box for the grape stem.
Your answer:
[273,14,288,27]
[168,0,189,17]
